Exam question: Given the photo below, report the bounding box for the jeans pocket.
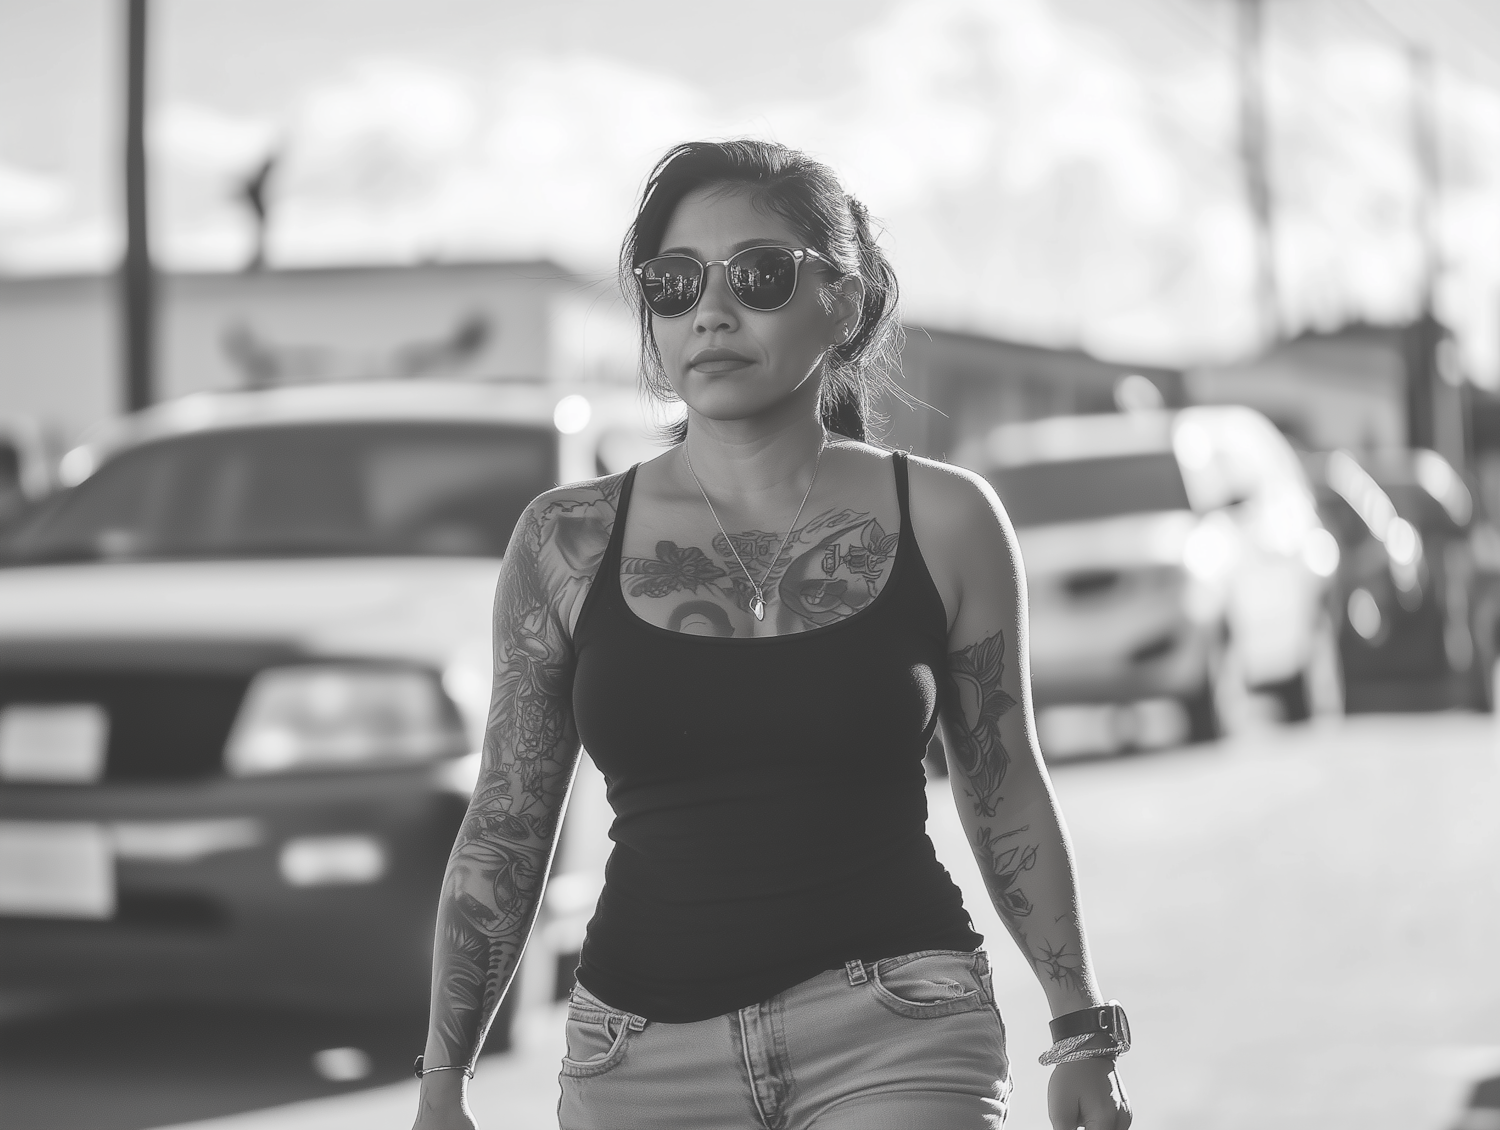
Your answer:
[560,1005,632,1078]
[870,949,988,1019]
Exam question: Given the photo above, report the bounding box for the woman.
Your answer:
[412,140,1132,1130]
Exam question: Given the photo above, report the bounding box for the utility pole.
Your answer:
[1404,43,1438,450]
[1403,43,1461,460]
[122,0,154,413]
[1235,0,1279,345]
[1409,46,1440,317]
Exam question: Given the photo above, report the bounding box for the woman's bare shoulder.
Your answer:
[521,472,627,582]
[903,454,1022,618]
[904,454,1008,531]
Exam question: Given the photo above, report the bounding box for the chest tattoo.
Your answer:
[620,506,899,635]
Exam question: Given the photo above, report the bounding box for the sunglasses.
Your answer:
[633,245,834,318]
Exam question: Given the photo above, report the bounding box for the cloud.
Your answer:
[7,0,1500,376]
[0,163,70,228]
[152,103,278,177]
[148,102,279,269]
[260,54,706,268]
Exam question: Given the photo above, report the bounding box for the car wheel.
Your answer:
[1182,677,1222,743]
[1182,628,1242,744]
[1264,613,1343,723]
[1264,670,1311,723]
[1459,655,1496,713]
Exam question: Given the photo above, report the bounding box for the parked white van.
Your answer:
[958,406,1340,754]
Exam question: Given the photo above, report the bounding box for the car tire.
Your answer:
[1264,670,1311,723]
[1459,656,1495,713]
[1265,613,1343,724]
[1182,677,1222,743]
[1182,628,1240,744]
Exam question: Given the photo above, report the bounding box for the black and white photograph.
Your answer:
[1,1,1498,1128]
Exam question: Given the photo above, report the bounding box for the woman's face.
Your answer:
[650,184,855,428]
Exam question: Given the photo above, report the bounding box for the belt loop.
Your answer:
[627,1013,648,1032]
[845,959,868,986]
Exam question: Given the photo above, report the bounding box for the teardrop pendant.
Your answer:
[751,595,766,621]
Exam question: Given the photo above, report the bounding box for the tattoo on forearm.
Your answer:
[945,627,1089,997]
[427,479,617,1062]
[943,631,1017,817]
[972,824,1037,920]
[1035,937,1085,993]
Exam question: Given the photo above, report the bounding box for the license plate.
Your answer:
[0,821,115,918]
[0,704,109,783]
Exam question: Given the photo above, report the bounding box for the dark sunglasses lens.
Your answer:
[727,247,798,310]
[639,256,703,317]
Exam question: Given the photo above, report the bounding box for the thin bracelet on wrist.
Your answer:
[1039,1032,1122,1066]
[413,1055,474,1079]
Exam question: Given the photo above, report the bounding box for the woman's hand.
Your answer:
[411,1072,478,1130]
[1047,1057,1132,1130]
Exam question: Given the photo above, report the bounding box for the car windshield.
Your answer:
[1,422,557,564]
[989,452,1191,527]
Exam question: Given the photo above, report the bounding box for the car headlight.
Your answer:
[225,665,469,776]
[1183,517,1235,580]
[1301,527,1340,578]
[1384,517,1420,567]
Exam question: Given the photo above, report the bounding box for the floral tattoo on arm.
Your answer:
[426,479,617,1064]
[943,628,1083,995]
[944,632,1017,818]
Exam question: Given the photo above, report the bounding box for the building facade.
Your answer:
[0,261,639,448]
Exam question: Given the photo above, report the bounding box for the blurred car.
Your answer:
[0,380,651,1033]
[957,406,1339,755]
[1308,447,1495,711]
[0,415,56,534]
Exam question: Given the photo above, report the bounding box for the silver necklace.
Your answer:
[682,441,824,622]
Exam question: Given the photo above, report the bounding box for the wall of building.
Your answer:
[0,261,638,447]
[1187,324,1409,454]
[3,266,1192,468]
[0,273,120,445]
[885,326,1184,459]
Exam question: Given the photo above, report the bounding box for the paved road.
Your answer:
[3,714,1496,1130]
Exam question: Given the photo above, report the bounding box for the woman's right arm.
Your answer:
[413,481,618,1129]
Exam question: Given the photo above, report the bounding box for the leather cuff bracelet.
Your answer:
[1039,1000,1131,1065]
[1049,1001,1130,1049]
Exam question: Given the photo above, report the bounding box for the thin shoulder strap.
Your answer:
[603,464,639,567]
[892,451,913,532]
[574,465,638,635]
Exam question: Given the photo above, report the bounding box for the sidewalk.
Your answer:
[147,716,1500,1130]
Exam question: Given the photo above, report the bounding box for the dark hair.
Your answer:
[621,139,906,443]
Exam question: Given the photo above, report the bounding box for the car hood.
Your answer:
[0,557,500,671]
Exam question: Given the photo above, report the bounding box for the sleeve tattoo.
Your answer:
[944,632,1018,818]
[943,629,1084,995]
[427,483,614,1062]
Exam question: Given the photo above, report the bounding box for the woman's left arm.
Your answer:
[918,462,1132,1130]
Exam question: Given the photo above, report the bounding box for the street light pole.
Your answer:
[1401,42,1462,459]
[1235,0,1279,346]
[122,0,154,413]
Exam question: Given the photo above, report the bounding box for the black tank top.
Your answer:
[570,452,981,1022]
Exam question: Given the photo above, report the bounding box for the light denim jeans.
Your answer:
[557,948,1011,1129]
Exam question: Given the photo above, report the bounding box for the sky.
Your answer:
[2,0,1500,375]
